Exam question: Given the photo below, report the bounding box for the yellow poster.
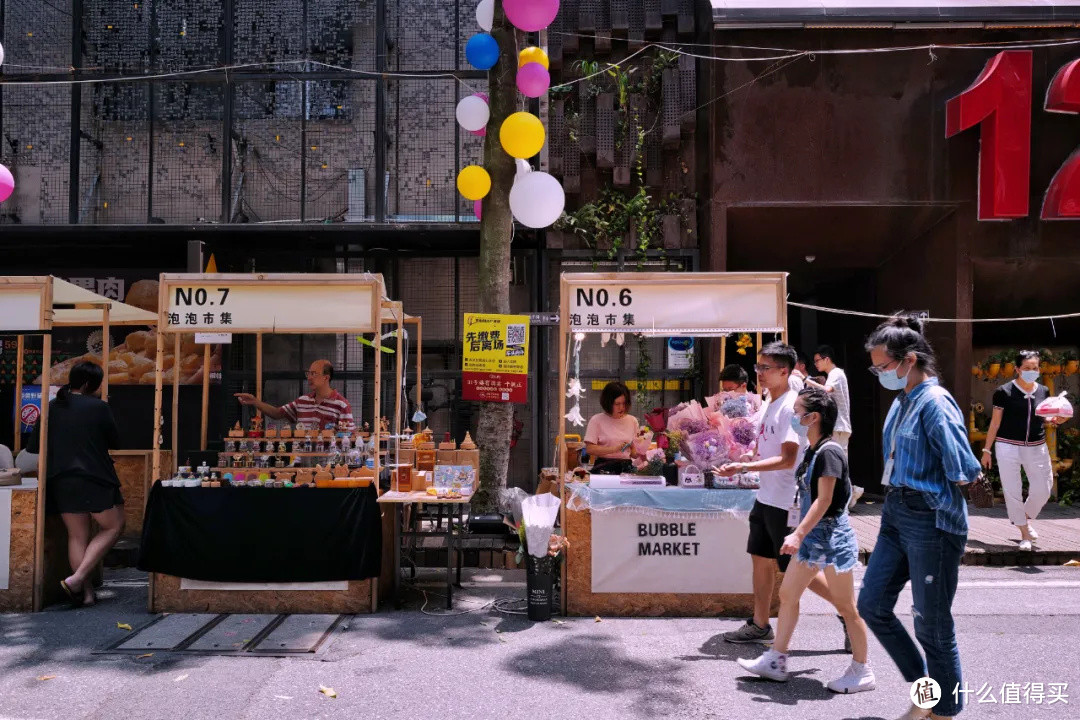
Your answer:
[462,314,529,403]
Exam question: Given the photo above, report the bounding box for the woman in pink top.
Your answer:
[584,382,640,474]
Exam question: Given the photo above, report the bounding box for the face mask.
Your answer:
[1020,370,1040,383]
[878,359,910,391]
[789,414,810,437]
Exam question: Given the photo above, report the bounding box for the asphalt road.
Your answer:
[1,565,1078,720]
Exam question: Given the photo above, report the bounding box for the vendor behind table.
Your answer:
[584,381,641,475]
[235,359,356,431]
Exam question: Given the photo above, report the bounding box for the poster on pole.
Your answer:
[461,314,530,403]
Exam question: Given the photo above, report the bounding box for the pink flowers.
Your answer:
[666,396,760,468]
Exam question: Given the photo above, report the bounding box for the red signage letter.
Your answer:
[946,51,1032,220]
[1042,59,1080,219]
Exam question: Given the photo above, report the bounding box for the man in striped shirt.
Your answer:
[235,360,356,431]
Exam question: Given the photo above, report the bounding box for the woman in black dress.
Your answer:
[28,361,124,606]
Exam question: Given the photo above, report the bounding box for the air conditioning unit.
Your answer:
[346,169,366,222]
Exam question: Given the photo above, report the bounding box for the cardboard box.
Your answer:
[456,448,480,472]
[437,449,458,466]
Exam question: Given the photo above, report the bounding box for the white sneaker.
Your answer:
[737,650,789,682]
[849,485,865,510]
[1019,539,1033,552]
[1028,524,1039,541]
[827,660,877,694]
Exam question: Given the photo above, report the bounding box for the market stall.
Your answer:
[556,272,787,617]
[142,273,393,614]
[0,276,158,611]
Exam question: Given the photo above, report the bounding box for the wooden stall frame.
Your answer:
[1,276,157,611]
[556,271,788,613]
[150,273,397,613]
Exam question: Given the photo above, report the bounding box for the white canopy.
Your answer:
[51,278,157,327]
[711,1,1080,25]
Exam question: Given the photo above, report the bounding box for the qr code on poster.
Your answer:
[507,324,526,346]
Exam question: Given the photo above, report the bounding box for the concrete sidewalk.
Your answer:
[849,500,1080,566]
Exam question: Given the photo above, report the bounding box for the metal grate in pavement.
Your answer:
[95,612,348,657]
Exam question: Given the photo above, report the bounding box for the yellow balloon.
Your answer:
[518,47,550,70]
[500,112,546,160]
[457,165,491,200]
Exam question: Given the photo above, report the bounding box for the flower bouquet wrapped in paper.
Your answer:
[632,447,666,476]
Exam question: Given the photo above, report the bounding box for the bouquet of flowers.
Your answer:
[632,447,666,476]
[667,396,761,488]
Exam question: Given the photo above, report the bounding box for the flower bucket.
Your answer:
[987,363,1001,379]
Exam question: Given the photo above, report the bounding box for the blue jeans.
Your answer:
[857,487,966,716]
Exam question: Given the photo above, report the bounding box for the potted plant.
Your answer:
[987,352,1002,380]
[1000,350,1016,378]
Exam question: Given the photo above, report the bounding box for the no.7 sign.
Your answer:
[946,50,1080,220]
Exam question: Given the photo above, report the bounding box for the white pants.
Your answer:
[834,431,850,452]
[995,442,1054,526]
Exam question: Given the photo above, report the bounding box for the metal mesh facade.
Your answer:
[0,0,482,225]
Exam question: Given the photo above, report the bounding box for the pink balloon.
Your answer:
[473,200,482,220]
[0,164,12,203]
[504,0,560,32]
[476,93,488,102]
[516,62,550,98]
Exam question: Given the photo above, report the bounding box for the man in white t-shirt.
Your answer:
[715,342,848,649]
[810,345,863,506]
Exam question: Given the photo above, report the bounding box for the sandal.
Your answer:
[60,579,84,607]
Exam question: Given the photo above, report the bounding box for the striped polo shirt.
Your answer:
[281,389,355,431]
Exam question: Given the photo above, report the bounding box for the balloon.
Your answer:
[500,112,546,159]
[516,62,550,98]
[504,0,560,32]
[510,171,565,228]
[465,33,499,71]
[476,0,494,32]
[457,165,491,200]
[473,200,482,220]
[470,127,486,137]
[455,94,490,132]
[0,164,13,203]
[0,41,5,67]
[518,46,549,70]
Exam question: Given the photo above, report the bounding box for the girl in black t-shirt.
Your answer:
[981,350,1065,551]
[737,387,875,694]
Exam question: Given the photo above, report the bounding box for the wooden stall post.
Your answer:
[719,334,726,374]
[414,317,423,429]
[255,333,263,402]
[101,304,111,402]
[394,306,403,437]
[13,335,24,452]
[172,333,181,471]
[200,344,211,450]
[152,330,165,482]
[32,330,51,613]
[373,329,382,480]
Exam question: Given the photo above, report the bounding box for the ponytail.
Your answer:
[864,313,939,376]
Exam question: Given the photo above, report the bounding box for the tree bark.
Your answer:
[473,5,517,513]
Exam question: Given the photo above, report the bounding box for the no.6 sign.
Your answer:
[946,50,1080,220]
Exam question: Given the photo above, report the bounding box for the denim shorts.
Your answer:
[797,514,860,573]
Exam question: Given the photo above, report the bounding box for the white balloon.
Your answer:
[0,41,5,67]
[476,0,494,32]
[510,171,565,228]
[455,94,490,132]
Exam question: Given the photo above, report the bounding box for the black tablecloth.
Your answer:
[137,484,382,583]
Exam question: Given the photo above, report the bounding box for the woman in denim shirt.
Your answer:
[859,316,982,720]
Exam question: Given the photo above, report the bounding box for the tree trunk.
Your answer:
[473,5,517,513]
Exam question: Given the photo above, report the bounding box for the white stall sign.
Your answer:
[0,290,44,332]
[165,283,377,333]
[591,511,753,594]
[567,280,782,334]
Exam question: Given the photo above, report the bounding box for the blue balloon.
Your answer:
[465,33,500,70]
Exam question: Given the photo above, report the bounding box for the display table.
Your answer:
[377,491,469,609]
[563,483,777,617]
[0,480,38,612]
[138,484,382,613]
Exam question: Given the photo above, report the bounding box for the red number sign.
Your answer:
[946,51,1032,220]
[1042,59,1080,219]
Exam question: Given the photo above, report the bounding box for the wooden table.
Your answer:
[377,491,470,609]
